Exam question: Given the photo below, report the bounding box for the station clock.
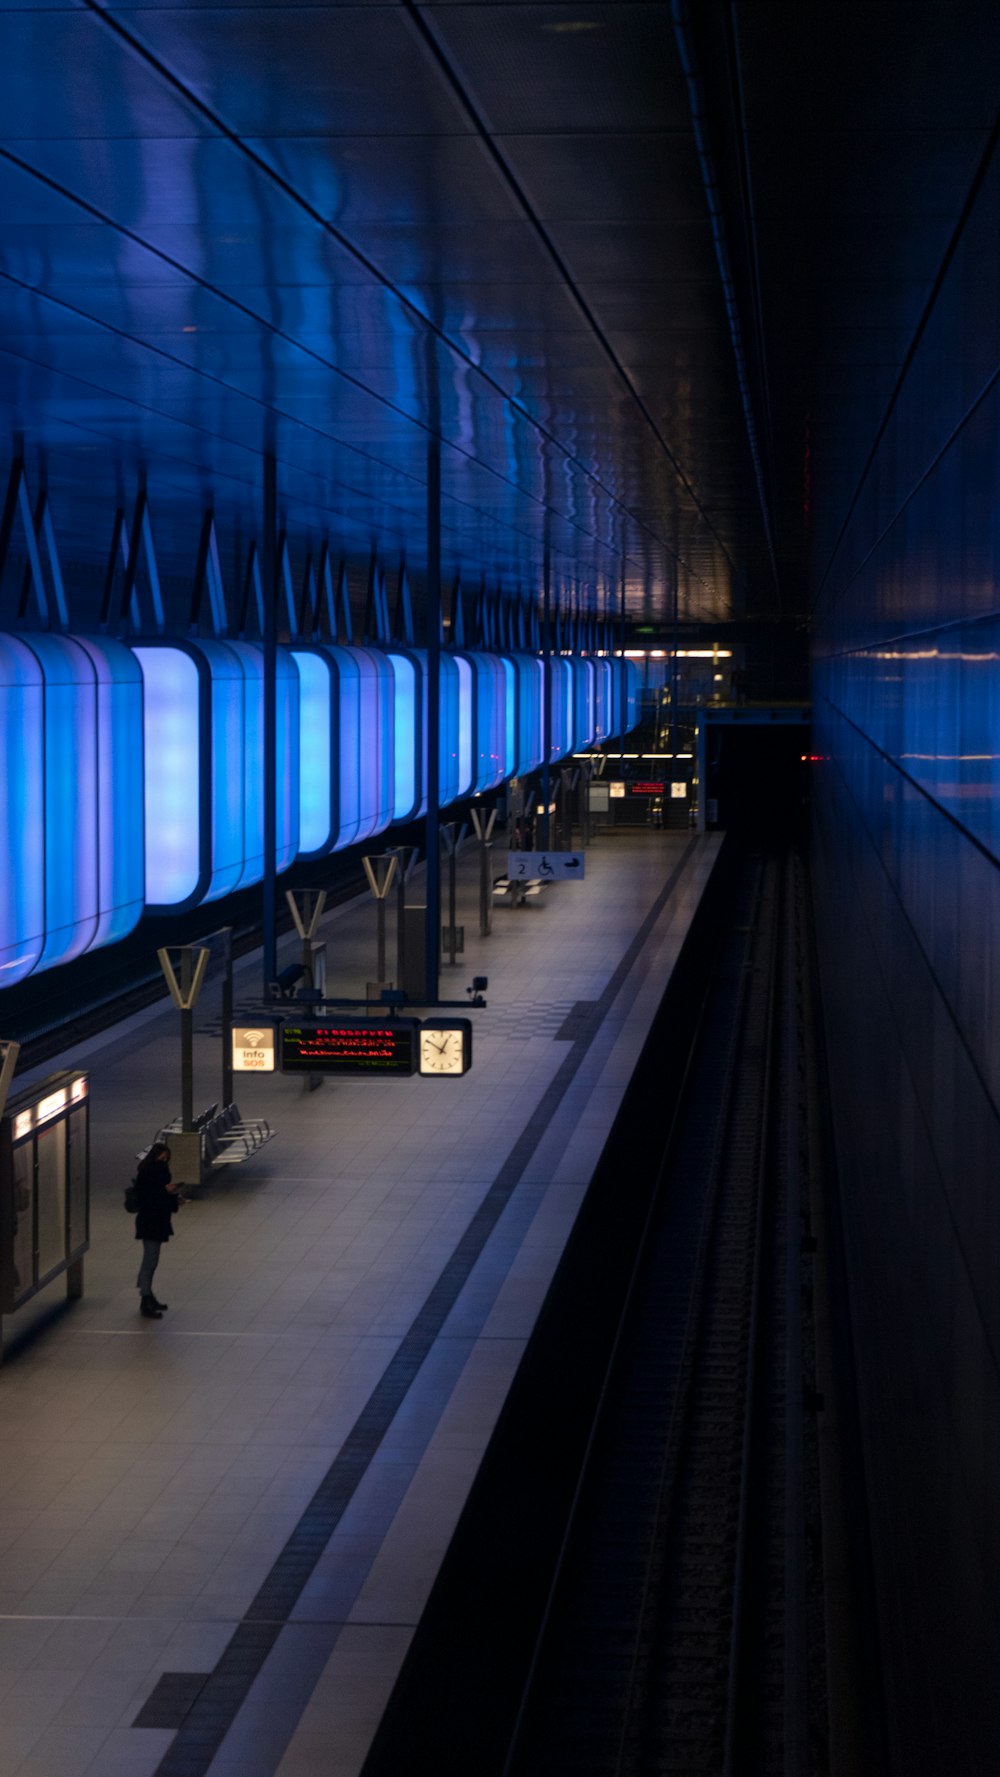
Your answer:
[418,1017,473,1077]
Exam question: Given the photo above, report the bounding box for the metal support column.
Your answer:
[424,439,441,1005]
[697,722,708,832]
[470,805,496,937]
[541,517,552,848]
[220,931,234,1108]
[619,558,627,767]
[262,453,278,992]
[180,949,194,1133]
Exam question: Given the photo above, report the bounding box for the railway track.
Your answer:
[501,845,826,1776]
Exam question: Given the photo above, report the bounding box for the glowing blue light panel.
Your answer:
[73,636,144,948]
[461,652,508,791]
[502,658,516,779]
[295,646,393,855]
[137,641,299,909]
[227,643,300,885]
[572,658,597,752]
[388,651,420,822]
[454,655,473,800]
[548,658,574,762]
[388,651,470,813]
[24,635,99,971]
[292,648,332,854]
[134,645,205,908]
[0,636,44,985]
[594,659,612,741]
[509,655,544,775]
[612,659,639,737]
[352,648,394,842]
[0,634,143,978]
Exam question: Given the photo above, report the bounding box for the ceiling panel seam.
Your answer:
[77,0,700,591]
[402,0,741,592]
[0,149,646,582]
[0,325,652,599]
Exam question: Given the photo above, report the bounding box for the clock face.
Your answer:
[419,1024,469,1076]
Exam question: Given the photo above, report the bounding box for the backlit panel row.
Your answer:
[0,637,637,983]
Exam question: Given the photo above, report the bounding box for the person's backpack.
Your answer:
[124,1179,139,1213]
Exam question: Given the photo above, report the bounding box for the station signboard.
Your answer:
[506,851,585,881]
[280,1020,418,1077]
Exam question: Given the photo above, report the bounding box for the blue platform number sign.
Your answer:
[507,852,586,881]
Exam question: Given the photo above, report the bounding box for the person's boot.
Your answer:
[150,1295,169,1311]
[140,1295,162,1319]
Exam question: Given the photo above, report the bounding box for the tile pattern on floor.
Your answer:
[0,834,720,1777]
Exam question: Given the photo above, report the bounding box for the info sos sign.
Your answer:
[231,1026,276,1073]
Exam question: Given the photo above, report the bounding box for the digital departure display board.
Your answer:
[281,1020,418,1076]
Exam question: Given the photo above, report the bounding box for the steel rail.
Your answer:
[723,853,784,1772]
[611,854,772,1777]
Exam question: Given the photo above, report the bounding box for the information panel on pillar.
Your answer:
[281,1021,418,1077]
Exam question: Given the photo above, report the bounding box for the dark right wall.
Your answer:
[811,125,1000,1776]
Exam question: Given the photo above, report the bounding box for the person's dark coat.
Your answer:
[134,1159,176,1243]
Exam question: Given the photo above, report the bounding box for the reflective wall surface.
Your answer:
[813,135,1000,1775]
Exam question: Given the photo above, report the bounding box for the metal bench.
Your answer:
[139,1102,275,1173]
[492,875,547,907]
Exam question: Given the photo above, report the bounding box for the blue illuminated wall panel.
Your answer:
[388,650,421,823]
[0,636,44,985]
[292,647,332,855]
[350,647,394,842]
[611,659,639,738]
[0,633,144,980]
[72,636,144,948]
[548,657,574,762]
[227,643,299,884]
[201,640,244,900]
[460,652,508,792]
[454,654,473,801]
[432,652,471,807]
[135,639,299,910]
[294,645,393,854]
[594,658,612,741]
[24,635,99,970]
[387,650,471,813]
[502,657,516,779]
[133,644,205,909]
[572,657,597,752]
[509,654,544,775]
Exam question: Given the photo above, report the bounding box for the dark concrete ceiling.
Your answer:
[0,0,996,631]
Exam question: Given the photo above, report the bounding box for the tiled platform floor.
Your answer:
[0,831,721,1777]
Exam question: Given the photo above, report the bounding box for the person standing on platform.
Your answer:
[134,1143,182,1319]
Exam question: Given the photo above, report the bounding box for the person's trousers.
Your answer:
[136,1238,161,1296]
